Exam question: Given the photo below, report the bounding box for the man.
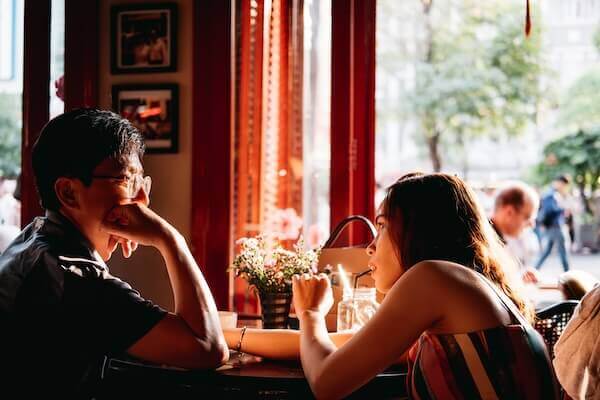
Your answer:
[490,181,540,283]
[534,175,571,272]
[0,109,228,397]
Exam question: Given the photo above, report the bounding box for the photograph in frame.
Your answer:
[111,3,177,74]
[112,84,179,154]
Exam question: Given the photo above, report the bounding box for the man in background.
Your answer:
[490,181,540,283]
[535,175,571,272]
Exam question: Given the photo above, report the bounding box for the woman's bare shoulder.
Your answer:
[401,260,486,296]
[406,259,478,282]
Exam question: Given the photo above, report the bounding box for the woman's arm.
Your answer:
[223,328,353,360]
[294,264,444,399]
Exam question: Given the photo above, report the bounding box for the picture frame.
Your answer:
[112,84,179,154]
[111,3,177,74]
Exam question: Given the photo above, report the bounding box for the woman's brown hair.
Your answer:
[382,172,534,322]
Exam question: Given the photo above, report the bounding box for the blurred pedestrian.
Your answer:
[534,175,571,272]
[490,181,540,283]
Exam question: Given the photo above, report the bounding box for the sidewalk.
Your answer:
[534,252,600,281]
[525,252,600,309]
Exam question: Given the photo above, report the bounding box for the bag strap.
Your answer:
[324,215,377,248]
[478,274,530,327]
[478,274,560,399]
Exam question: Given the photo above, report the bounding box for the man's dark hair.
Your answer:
[554,174,571,184]
[32,108,145,211]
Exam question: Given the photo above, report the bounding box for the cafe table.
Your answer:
[100,351,407,399]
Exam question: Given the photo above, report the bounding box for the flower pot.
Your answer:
[259,292,292,329]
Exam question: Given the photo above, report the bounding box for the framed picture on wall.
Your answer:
[112,84,179,154]
[111,3,177,74]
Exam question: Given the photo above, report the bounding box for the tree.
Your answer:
[0,93,21,178]
[534,129,600,217]
[407,0,546,171]
[556,69,600,131]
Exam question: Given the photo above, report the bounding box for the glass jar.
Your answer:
[337,287,379,332]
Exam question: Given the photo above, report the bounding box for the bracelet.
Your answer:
[235,326,247,354]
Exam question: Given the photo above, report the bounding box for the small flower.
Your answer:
[231,234,322,294]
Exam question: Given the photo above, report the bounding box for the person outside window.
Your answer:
[534,175,571,272]
[490,180,541,284]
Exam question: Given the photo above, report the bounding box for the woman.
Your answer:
[228,173,558,399]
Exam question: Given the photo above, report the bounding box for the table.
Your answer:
[100,352,407,399]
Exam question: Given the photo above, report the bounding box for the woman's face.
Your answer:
[366,211,403,293]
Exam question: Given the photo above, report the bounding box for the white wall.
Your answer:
[98,0,194,310]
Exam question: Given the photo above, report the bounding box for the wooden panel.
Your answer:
[21,0,51,227]
[235,0,264,238]
[330,0,376,245]
[64,0,98,110]
[192,0,233,310]
[233,0,265,314]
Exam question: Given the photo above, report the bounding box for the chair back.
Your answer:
[534,300,579,359]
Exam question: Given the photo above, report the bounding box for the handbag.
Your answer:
[317,215,384,331]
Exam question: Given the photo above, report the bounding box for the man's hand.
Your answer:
[292,274,334,317]
[109,234,138,258]
[522,267,539,284]
[101,203,174,250]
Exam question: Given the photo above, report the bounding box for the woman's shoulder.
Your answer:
[403,260,494,303]
[407,259,479,283]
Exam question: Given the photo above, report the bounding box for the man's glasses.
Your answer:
[92,174,152,198]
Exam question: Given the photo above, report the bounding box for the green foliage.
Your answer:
[556,69,600,131]
[406,1,547,169]
[0,93,21,178]
[534,128,600,215]
[594,24,600,54]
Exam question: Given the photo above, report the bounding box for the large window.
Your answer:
[376,0,600,277]
[302,0,331,247]
[0,0,23,250]
[50,0,64,118]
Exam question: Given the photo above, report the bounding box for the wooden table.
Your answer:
[100,352,407,399]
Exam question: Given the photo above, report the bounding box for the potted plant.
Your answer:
[231,236,321,328]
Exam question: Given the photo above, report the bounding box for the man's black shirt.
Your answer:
[0,211,167,397]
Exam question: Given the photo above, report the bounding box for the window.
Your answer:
[50,0,64,118]
[376,0,600,277]
[0,0,23,250]
[302,0,331,247]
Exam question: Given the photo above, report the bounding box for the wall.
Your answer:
[98,0,194,310]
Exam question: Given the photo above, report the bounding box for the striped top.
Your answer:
[407,325,560,400]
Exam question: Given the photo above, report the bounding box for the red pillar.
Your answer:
[330,0,376,245]
[191,0,234,310]
[21,0,51,226]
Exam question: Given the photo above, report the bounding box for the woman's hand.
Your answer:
[292,274,334,317]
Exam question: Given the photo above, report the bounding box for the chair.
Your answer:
[534,300,579,359]
[558,270,600,300]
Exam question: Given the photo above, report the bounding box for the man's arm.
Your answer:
[102,204,228,369]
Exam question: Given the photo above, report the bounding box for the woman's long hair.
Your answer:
[382,172,534,322]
